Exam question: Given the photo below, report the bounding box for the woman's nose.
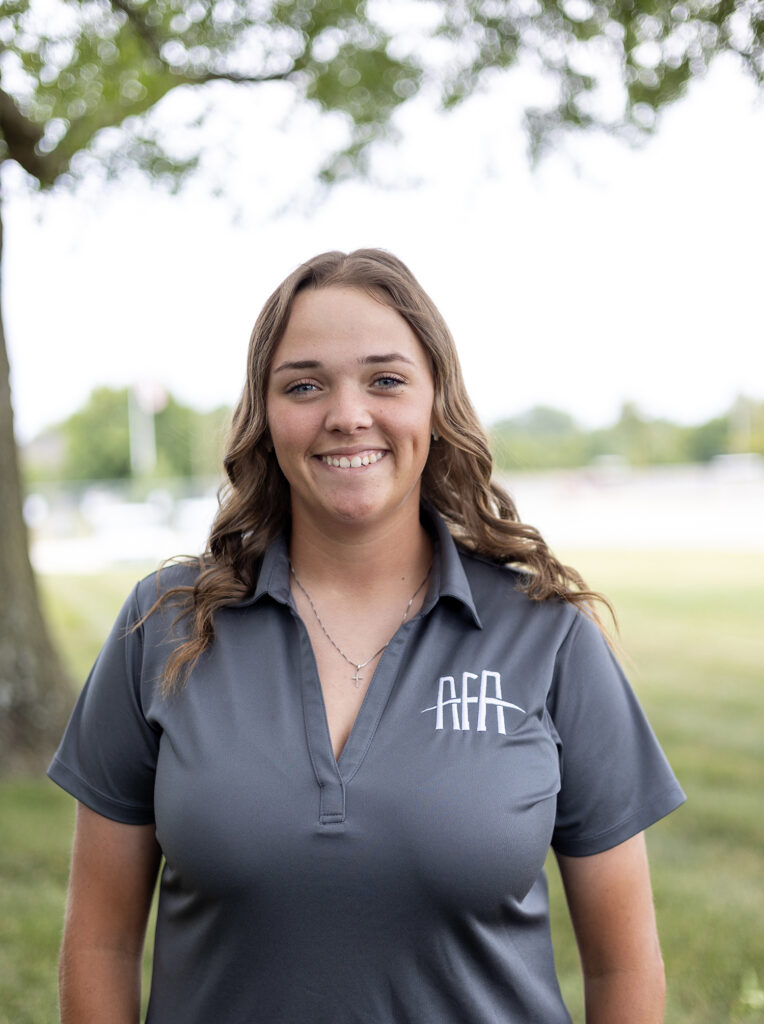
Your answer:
[324,382,373,434]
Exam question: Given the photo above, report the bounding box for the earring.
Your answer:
[431,428,440,441]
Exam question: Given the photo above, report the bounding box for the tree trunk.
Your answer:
[0,195,72,774]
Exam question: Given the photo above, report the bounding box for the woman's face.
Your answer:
[265,286,436,535]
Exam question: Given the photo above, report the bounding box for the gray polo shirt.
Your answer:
[49,506,685,1023]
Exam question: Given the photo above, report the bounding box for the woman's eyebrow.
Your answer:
[272,359,320,373]
[272,353,415,374]
[361,353,416,366]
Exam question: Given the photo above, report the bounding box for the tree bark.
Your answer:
[0,195,72,774]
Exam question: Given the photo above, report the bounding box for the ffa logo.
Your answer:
[421,671,525,734]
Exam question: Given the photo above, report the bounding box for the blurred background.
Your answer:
[6,51,764,573]
[1,1,763,1021]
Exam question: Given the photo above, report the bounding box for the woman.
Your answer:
[50,248,685,1023]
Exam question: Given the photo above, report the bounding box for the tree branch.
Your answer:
[0,87,55,183]
[108,0,166,62]
[107,2,294,87]
[193,70,293,85]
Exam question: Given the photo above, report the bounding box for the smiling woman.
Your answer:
[266,286,436,535]
[48,248,685,1024]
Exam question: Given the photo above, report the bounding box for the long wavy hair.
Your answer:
[152,248,613,692]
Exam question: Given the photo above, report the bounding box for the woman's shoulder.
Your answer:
[131,559,203,616]
[460,548,531,587]
[458,547,581,631]
[457,547,536,600]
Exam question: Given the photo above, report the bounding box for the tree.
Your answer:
[491,405,589,469]
[686,413,730,462]
[1,0,762,770]
[62,386,131,480]
[154,396,231,479]
[26,385,231,481]
[0,210,72,771]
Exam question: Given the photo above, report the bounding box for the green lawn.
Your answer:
[1,551,762,1023]
[546,550,764,1024]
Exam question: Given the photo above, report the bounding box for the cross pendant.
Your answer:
[353,666,363,688]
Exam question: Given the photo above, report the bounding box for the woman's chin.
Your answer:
[310,489,400,531]
[292,478,421,534]
[324,497,384,525]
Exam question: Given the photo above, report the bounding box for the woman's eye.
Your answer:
[286,381,319,395]
[373,375,405,389]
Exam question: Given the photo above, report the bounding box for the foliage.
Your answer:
[685,413,731,463]
[438,0,764,159]
[61,385,130,479]
[489,404,592,469]
[23,390,764,480]
[589,400,691,466]
[27,384,230,481]
[0,0,420,188]
[154,394,229,478]
[491,396,764,470]
[1,0,763,192]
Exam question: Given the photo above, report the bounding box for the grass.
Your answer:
[547,550,764,1024]
[1,569,155,1024]
[2,551,763,1023]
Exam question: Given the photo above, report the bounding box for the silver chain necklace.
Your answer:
[290,562,431,688]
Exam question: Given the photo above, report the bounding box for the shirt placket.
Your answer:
[296,614,415,828]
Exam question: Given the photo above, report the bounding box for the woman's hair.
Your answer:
[153,248,613,692]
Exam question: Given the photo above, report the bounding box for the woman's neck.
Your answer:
[288,505,433,600]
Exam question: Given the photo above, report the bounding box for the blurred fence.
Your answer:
[26,459,764,574]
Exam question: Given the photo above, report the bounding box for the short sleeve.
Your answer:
[549,612,685,856]
[47,584,159,824]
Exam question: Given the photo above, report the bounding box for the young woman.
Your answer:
[50,248,685,1023]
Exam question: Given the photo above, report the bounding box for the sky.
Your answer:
[4,53,763,444]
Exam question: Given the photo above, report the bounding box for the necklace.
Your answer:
[290,562,431,688]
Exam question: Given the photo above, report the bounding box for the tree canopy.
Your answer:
[1,0,762,193]
[23,385,230,481]
[489,396,764,470]
[23,389,764,480]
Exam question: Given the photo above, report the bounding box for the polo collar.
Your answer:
[234,504,482,629]
[421,503,482,628]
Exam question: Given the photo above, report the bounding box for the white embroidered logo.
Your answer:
[421,671,526,734]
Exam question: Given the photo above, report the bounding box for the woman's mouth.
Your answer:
[319,450,388,469]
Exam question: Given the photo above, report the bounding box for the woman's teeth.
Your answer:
[321,451,386,469]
